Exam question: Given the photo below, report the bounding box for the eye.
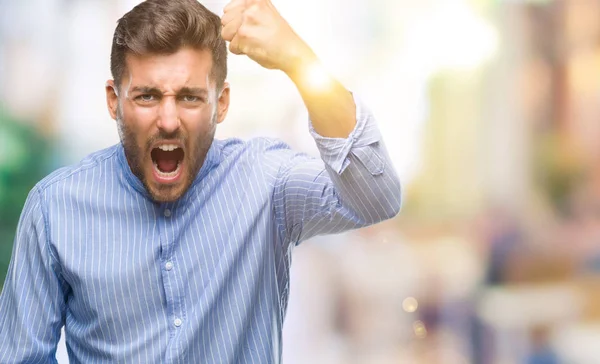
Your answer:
[181,95,201,103]
[136,94,156,102]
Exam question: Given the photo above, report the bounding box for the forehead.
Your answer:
[123,47,213,90]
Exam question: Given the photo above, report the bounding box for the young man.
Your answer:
[0,0,401,362]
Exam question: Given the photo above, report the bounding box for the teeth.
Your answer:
[153,161,181,179]
[158,144,179,152]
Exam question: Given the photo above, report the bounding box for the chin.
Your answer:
[150,191,180,203]
[143,171,190,203]
[148,182,188,203]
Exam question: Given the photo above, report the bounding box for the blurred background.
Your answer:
[2,0,600,363]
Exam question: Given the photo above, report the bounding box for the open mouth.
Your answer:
[150,144,184,183]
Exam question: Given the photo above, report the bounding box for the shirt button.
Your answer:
[164,209,172,217]
[174,318,183,327]
[165,261,173,271]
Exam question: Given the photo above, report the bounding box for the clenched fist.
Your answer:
[221,0,316,75]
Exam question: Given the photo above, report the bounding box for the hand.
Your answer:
[221,0,316,75]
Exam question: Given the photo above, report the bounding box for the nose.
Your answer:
[156,96,180,134]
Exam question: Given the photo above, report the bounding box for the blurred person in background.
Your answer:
[0,0,401,363]
[526,326,559,364]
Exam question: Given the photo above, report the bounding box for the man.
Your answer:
[0,0,401,362]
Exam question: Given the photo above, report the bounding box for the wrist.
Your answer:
[281,42,318,79]
[284,53,337,95]
[287,60,336,96]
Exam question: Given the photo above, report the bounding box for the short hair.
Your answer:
[110,0,227,91]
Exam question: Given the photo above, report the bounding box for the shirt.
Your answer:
[0,96,401,363]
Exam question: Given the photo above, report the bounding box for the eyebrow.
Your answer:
[179,87,209,97]
[130,86,209,97]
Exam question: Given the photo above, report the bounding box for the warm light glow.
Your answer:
[413,320,427,338]
[304,62,332,91]
[403,297,419,313]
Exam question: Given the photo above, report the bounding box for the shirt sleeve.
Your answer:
[271,94,402,245]
[0,187,68,363]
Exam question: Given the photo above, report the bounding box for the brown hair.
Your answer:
[110,0,227,91]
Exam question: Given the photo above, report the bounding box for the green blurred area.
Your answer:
[0,107,54,290]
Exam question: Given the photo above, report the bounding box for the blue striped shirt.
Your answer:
[0,97,401,363]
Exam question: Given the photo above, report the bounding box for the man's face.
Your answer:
[106,47,230,202]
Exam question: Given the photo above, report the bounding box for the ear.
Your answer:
[105,79,119,120]
[216,82,230,124]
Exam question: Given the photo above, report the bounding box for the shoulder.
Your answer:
[212,137,308,183]
[16,145,119,229]
[214,136,299,167]
[218,136,293,157]
[35,144,120,195]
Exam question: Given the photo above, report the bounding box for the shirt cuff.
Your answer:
[309,93,381,174]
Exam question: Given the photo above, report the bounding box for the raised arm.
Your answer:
[263,96,401,244]
[221,0,401,243]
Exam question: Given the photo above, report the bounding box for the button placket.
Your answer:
[158,204,183,337]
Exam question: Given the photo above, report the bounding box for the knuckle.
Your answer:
[243,5,260,22]
[241,11,251,24]
[236,25,249,38]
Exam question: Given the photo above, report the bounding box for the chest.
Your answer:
[48,173,279,321]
